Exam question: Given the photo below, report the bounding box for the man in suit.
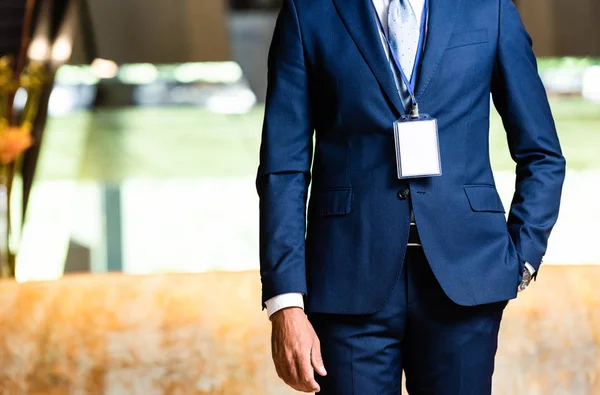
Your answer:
[256,0,565,393]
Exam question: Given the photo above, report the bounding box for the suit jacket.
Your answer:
[257,0,566,314]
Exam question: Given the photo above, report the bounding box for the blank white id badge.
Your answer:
[393,114,442,179]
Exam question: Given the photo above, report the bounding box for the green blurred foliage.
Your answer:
[37,96,599,184]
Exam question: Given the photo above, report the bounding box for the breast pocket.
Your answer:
[447,28,488,50]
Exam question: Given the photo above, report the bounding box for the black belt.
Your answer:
[408,224,422,247]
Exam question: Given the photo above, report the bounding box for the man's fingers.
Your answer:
[311,338,327,377]
[294,350,321,393]
[275,351,319,393]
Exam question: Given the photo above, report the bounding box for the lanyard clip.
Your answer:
[410,102,420,119]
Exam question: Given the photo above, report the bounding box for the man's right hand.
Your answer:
[271,307,327,393]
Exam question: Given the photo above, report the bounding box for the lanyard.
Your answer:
[371,0,429,112]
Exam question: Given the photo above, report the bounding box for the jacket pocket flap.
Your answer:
[309,188,352,216]
[447,28,488,49]
[463,185,505,213]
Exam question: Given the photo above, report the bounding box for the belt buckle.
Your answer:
[408,224,421,247]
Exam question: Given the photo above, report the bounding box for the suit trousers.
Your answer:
[308,247,508,395]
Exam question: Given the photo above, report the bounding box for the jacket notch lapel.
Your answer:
[333,0,405,116]
[415,0,462,99]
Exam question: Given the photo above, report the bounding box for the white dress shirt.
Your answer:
[266,0,427,318]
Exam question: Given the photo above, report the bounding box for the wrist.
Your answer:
[270,306,305,322]
[518,261,536,292]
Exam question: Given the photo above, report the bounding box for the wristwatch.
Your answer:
[518,262,536,292]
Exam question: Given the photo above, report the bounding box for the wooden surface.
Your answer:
[0,267,598,394]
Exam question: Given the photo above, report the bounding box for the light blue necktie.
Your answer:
[388,0,420,103]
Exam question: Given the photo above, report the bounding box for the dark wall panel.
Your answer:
[0,0,26,58]
[82,0,229,64]
[518,0,600,57]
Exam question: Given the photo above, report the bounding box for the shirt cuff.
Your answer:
[524,261,536,274]
[265,293,305,318]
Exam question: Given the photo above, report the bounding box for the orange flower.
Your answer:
[0,126,33,165]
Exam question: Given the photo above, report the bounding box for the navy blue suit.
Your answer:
[257,0,565,392]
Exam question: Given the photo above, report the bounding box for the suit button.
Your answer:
[398,189,410,200]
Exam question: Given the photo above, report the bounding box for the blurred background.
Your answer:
[0,0,598,394]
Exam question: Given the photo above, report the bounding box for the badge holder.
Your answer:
[393,104,442,179]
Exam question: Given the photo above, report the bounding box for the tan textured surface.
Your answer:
[0,267,598,394]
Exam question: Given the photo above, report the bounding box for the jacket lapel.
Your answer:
[415,0,461,99]
[333,0,405,116]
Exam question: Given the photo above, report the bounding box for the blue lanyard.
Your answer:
[371,0,429,108]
